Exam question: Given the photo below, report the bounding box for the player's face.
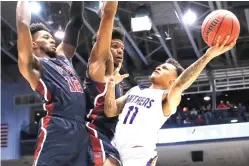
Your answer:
[32,30,56,58]
[151,63,178,87]
[110,39,124,66]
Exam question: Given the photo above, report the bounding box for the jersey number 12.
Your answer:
[123,106,139,124]
[65,76,83,93]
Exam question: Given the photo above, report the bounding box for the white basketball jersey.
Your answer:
[113,85,176,150]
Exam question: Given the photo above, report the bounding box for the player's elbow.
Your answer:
[104,107,118,117]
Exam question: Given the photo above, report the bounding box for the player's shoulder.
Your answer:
[125,84,146,94]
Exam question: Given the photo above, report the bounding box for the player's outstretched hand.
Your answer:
[112,63,129,84]
[206,35,236,58]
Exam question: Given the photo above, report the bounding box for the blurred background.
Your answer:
[1,1,249,166]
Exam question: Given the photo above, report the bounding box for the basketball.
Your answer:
[201,9,240,46]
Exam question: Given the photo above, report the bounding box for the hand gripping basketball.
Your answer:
[109,63,129,85]
[206,35,236,58]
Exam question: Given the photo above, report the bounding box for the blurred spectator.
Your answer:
[182,107,189,119]
[204,104,212,125]
[183,107,188,112]
[196,114,205,125]
[190,108,198,121]
[217,100,228,109]
[176,112,182,127]
[226,101,233,109]
[190,108,198,116]
[200,105,206,114]
[183,117,191,126]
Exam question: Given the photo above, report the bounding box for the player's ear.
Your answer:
[32,42,38,49]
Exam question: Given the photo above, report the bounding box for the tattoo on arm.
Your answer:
[174,53,212,90]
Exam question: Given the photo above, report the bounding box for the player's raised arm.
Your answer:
[164,36,236,114]
[56,1,84,59]
[16,1,40,90]
[88,1,118,82]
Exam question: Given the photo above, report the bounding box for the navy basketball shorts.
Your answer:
[33,116,89,166]
[86,122,121,166]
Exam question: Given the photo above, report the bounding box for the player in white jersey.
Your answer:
[104,36,236,166]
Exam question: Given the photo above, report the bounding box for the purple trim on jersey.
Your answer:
[146,155,158,166]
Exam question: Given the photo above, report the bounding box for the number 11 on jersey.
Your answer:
[123,106,139,124]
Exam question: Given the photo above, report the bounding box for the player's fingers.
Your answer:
[215,36,221,47]
[225,40,236,50]
[221,35,230,48]
[229,39,237,48]
[121,74,129,79]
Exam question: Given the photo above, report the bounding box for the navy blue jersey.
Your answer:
[84,64,122,139]
[35,56,86,123]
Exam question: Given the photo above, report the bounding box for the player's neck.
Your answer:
[114,63,118,69]
[150,83,167,90]
[33,50,55,59]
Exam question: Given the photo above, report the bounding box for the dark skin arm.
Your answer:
[16,1,40,90]
[88,1,118,83]
[162,36,237,116]
[56,1,84,60]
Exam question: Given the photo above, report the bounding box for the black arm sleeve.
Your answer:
[63,1,84,47]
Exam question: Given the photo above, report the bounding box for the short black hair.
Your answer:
[92,27,125,45]
[30,23,50,36]
[165,58,184,77]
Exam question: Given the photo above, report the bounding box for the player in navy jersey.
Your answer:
[83,1,128,166]
[16,1,89,166]
[104,36,236,166]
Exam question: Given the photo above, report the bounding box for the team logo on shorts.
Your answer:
[95,152,102,158]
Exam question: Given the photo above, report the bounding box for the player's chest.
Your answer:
[43,58,75,76]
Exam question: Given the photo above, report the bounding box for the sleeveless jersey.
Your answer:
[35,56,86,123]
[84,63,122,139]
[113,85,176,150]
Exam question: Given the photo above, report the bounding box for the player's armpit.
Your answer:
[56,1,84,59]
[18,59,40,91]
[162,88,182,117]
[16,1,40,90]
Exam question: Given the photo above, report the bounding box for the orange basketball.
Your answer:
[201,9,240,46]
